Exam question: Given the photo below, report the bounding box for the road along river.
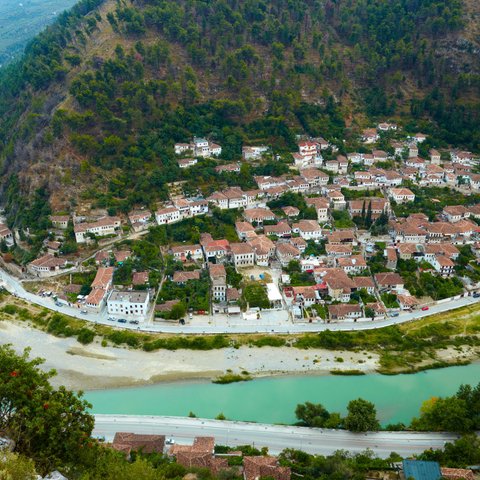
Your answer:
[93,415,460,457]
[86,362,480,426]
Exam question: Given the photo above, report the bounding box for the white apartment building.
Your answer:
[107,290,150,320]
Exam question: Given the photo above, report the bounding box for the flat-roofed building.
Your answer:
[107,290,150,320]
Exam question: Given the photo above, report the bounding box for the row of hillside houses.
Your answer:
[442,204,480,223]
[170,236,297,269]
[283,268,408,319]
[396,242,460,276]
[155,198,209,225]
[50,214,122,243]
[389,213,480,245]
[361,126,425,145]
[174,137,222,158]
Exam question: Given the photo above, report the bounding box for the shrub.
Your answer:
[108,331,139,347]
[77,329,95,345]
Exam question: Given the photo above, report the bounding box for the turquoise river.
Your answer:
[85,363,480,426]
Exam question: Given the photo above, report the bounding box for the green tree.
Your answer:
[0,345,94,474]
[411,396,471,433]
[168,302,186,320]
[286,260,301,274]
[295,402,331,427]
[344,398,380,432]
[418,434,480,467]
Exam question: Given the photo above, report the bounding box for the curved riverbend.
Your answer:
[86,362,480,426]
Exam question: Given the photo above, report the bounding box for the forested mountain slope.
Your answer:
[0,0,479,223]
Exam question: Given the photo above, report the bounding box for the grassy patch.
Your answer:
[329,370,365,376]
[212,372,252,384]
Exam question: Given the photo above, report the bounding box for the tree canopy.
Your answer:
[343,398,380,432]
[0,344,94,474]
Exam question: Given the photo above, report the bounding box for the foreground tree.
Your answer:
[344,398,380,432]
[0,345,94,474]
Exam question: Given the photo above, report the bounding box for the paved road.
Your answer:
[1,267,479,334]
[93,415,460,457]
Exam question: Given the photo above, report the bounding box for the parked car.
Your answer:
[421,306,429,311]
[80,309,88,314]
[166,438,175,445]
[107,317,116,321]
[129,320,139,325]
[117,319,127,323]
[473,292,480,298]
[390,312,399,317]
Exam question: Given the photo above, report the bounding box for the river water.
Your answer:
[85,363,480,425]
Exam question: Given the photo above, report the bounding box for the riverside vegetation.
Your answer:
[1,345,480,479]
[0,289,479,375]
[294,378,480,433]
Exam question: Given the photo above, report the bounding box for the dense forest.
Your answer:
[0,0,479,221]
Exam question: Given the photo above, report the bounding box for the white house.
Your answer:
[362,129,379,144]
[74,217,121,243]
[171,244,204,262]
[209,263,227,302]
[377,122,397,132]
[107,290,150,320]
[176,137,222,158]
[174,143,193,155]
[292,220,322,241]
[28,254,69,277]
[242,145,269,161]
[50,215,70,229]
[431,255,455,276]
[230,243,255,268]
[155,207,181,225]
[178,158,198,169]
[389,188,415,204]
[443,205,469,223]
[193,137,210,156]
[328,304,362,321]
[276,243,301,267]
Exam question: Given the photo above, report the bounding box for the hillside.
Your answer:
[0,0,480,224]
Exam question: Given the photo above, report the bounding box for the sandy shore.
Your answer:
[0,321,379,390]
